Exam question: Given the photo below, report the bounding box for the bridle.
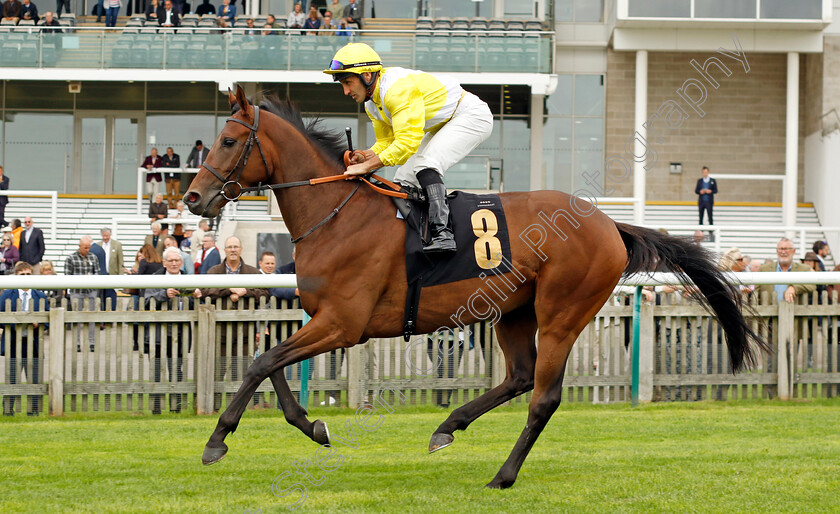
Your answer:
[199,104,410,243]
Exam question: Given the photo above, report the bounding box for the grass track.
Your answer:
[2,400,840,513]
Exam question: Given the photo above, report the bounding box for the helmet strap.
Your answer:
[362,72,379,102]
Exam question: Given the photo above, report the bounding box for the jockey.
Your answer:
[323,42,493,254]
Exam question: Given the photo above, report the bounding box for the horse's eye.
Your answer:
[223,138,236,147]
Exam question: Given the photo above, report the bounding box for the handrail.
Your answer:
[9,25,555,35]
[0,190,58,244]
[644,224,839,257]
[0,271,836,290]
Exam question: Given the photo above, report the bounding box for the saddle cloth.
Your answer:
[403,191,513,287]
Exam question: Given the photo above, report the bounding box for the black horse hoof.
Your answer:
[428,432,454,453]
[485,475,516,489]
[202,442,229,466]
[313,419,330,445]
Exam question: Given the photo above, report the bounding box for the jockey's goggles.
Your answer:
[328,59,382,71]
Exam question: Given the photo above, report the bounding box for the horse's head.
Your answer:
[183,84,270,218]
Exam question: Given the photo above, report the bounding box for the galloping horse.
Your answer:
[183,86,766,489]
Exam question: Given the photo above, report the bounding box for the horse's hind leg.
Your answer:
[486,331,574,489]
[429,303,537,452]
[267,369,330,444]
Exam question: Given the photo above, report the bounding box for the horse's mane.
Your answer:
[233,94,347,166]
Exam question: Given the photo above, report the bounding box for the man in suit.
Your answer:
[143,222,166,258]
[758,238,817,303]
[157,0,180,27]
[20,0,37,23]
[161,146,181,208]
[19,216,45,275]
[1,262,48,416]
[196,233,221,274]
[186,140,209,169]
[695,166,717,230]
[0,166,9,228]
[144,247,201,414]
[99,228,123,311]
[201,235,268,410]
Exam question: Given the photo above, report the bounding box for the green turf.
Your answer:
[1,400,840,513]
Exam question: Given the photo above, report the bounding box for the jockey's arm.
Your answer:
[344,151,384,176]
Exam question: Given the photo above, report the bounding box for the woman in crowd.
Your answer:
[39,260,65,303]
[145,0,160,22]
[303,5,320,35]
[0,232,19,274]
[136,244,163,276]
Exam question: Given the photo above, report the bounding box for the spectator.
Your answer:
[0,261,48,416]
[38,259,64,303]
[158,0,179,27]
[828,264,840,301]
[144,221,166,257]
[135,243,163,275]
[196,232,221,273]
[145,0,160,22]
[342,0,361,27]
[757,237,816,303]
[186,139,209,168]
[802,251,821,271]
[142,147,163,200]
[180,227,193,252]
[171,200,188,245]
[273,249,298,300]
[164,235,193,274]
[190,219,209,260]
[144,247,201,414]
[194,0,213,15]
[741,254,752,269]
[55,0,69,16]
[161,146,181,208]
[19,216,45,275]
[98,227,123,311]
[149,193,169,234]
[94,0,103,21]
[0,232,19,274]
[41,10,59,32]
[812,240,830,271]
[65,236,100,352]
[335,17,352,36]
[217,0,233,23]
[215,16,227,28]
[266,13,278,27]
[326,0,342,20]
[260,22,274,36]
[3,0,21,22]
[20,0,37,23]
[200,235,268,410]
[287,2,304,31]
[719,247,751,295]
[303,5,320,34]
[748,260,761,273]
[695,166,717,238]
[104,0,120,27]
[10,218,21,248]
[319,10,332,33]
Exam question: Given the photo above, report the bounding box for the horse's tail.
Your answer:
[614,222,769,372]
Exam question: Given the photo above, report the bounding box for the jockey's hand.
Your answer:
[344,151,383,176]
[349,150,371,164]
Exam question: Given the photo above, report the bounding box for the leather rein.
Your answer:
[200,105,408,243]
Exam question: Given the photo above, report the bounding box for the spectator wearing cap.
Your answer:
[812,240,831,271]
[186,140,209,169]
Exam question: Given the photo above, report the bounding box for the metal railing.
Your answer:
[0,27,553,74]
[0,190,58,244]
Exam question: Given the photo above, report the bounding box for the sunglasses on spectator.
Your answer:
[17,271,32,275]
[735,258,744,261]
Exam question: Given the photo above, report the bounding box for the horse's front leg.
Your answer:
[202,315,355,465]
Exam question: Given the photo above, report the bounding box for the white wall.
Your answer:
[804,131,840,255]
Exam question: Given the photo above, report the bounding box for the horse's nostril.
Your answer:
[186,192,200,204]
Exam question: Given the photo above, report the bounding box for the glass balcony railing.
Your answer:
[0,27,552,74]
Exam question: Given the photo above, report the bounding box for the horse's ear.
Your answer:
[235,84,253,119]
[227,88,236,111]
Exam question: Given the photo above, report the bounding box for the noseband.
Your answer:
[201,105,271,202]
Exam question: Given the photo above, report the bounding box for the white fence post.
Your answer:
[777,300,795,400]
[195,304,216,415]
[48,307,65,416]
[638,302,655,402]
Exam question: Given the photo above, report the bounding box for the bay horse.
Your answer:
[183,86,766,489]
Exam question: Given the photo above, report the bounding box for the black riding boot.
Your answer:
[418,168,456,254]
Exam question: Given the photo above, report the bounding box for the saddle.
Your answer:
[390,184,513,340]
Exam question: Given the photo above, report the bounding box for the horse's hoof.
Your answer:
[428,432,454,453]
[202,442,228,466]
[485,476,516,489]
[313,419,330,445]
